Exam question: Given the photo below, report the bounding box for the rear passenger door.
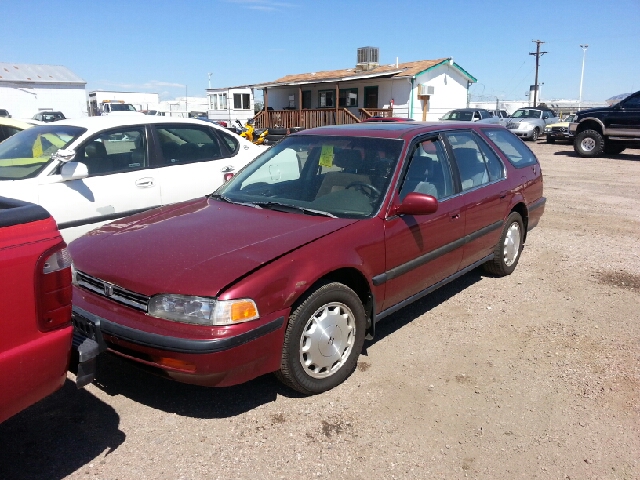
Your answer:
[150,124,247,205]
[442,130,509,268]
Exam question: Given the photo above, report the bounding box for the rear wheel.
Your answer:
[574,129,604,157]
[276,282,366,395]
[483,212,524,277]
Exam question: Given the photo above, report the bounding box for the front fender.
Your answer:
[219,218,386,323]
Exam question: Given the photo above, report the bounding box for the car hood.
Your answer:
[69,197,356,297]
[576,106,615,117]
[546,121,570,128]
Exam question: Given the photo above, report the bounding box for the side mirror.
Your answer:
[60,161,89,181]
[394,192,439,216]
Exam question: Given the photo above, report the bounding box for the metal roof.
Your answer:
[0,63,86,85]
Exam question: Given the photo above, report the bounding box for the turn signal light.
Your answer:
[230,300,258,322]
[154,357,196,372]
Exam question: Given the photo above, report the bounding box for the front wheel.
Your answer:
[276,282,366,395]
[574,129,604,157]
[531,128,540,141]
[483,212,524,276]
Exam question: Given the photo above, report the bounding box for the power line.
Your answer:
[529,40,547,107]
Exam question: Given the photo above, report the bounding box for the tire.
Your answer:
[483,212,524,277]
[268,128,288,136]
[574,129,604,157]
[276,282,366,395]
[289,127,304,134]
[546,136,555,144]
[265,134,286,142]
[604,144,626,155]
[530,128,540,142]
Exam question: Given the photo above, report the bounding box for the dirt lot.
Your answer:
[1,142,639,480]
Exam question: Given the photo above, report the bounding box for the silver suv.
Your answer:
[506,108,558,141]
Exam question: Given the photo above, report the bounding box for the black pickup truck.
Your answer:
[570,90,640,157]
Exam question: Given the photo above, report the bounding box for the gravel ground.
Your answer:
[1,141,639,480]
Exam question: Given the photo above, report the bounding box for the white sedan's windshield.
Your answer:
[217,135,404,219]
[0,125,86,180]
[511,109,542,119]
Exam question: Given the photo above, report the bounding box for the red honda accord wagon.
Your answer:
[69,122,545,395]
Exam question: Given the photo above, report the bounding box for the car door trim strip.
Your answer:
[372,220,502,286]
[374,254,494,323]
[57,206,161,230]
[72,306,284,354]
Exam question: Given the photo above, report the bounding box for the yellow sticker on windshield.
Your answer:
[32,135,43,158]
[319,145,334,167]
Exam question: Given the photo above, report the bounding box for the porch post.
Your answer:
[335,83,339,125]
[263,88,269,128]
[422,95,430,121]
[298,85,302,128]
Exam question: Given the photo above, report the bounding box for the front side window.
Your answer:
[443,131,504,191]
[442,110,473,121]
[78,128,147,176]
[318,90,335,108]
[156,126,223,165]
[0,125,86,180]
[482,128,538,168]
[217,135,404,219]
[622,94,640,108]
[399,138,454,200]
[215,129,239,155]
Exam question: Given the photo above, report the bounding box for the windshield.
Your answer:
[563,114,576,122]
[511,109,542,119]
[441,110,473,121]
[110,104,136,112]
[216,135,404,219]
[0,125,86,180]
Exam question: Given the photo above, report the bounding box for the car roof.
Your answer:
[50,116,227,134]
[294,121,502,139]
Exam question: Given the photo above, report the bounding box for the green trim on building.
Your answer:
[413,58,477,83]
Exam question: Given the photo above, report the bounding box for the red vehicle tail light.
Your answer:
[224,172,234,182]
[36,245,72,332]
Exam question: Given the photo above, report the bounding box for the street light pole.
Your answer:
[208,73,212,89]
[579,44,589,111]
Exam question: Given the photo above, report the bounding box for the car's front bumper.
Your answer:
[507,125,535,138]
[71,288,288,387]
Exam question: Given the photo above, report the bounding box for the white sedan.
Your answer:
[0,116,266,241]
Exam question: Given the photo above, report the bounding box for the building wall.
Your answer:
[412,64,471,120]
[0,83,87,119]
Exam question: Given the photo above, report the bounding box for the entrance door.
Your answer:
[364,86,378,109]
[302,91,311,109]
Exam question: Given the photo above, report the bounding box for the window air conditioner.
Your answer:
[419,85,435,96]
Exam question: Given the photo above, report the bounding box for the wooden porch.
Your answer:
[253,107,393,129]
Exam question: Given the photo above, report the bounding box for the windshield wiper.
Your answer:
[252,201,336,218]
[208,193,262,208]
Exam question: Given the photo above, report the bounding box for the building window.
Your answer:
[339,88,358,107]
[318,90,335,108]
[233,93,251,110]
[209,93,228,110]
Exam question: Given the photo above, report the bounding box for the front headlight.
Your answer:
[544,127,551,133]
[148,294,259,326]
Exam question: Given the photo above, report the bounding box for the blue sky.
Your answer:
[2,0,639,102]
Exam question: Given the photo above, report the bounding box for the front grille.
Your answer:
[76,270,149,312]
[507,122,520,129]
[551,127,567,133]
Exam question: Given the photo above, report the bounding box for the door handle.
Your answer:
[135,177,154,188]
[499,190,508,199]
[450,211,461,220]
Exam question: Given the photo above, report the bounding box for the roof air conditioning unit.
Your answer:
[357,46,379,64]
[419,85,435,96]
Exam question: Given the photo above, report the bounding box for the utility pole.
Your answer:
[579,45,588,111]
[529,40,547,107]
[208,72,212,89]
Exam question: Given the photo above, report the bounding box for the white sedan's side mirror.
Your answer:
[60,161,89,181]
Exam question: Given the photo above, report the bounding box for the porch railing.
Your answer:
[358,108,394,121]
[254,108,373,129]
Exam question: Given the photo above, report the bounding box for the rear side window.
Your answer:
[156,126,223,165]
[400,138,454,200]
[443,131,504,191]
[482,129,538,168]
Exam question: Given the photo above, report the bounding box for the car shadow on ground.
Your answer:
[88,269,486,419]
[0,380,125,480]
[553,149,640,161]
[364,269,484,349]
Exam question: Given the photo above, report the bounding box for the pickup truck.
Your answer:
[570,89,640,156]
[0,197,74,423]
